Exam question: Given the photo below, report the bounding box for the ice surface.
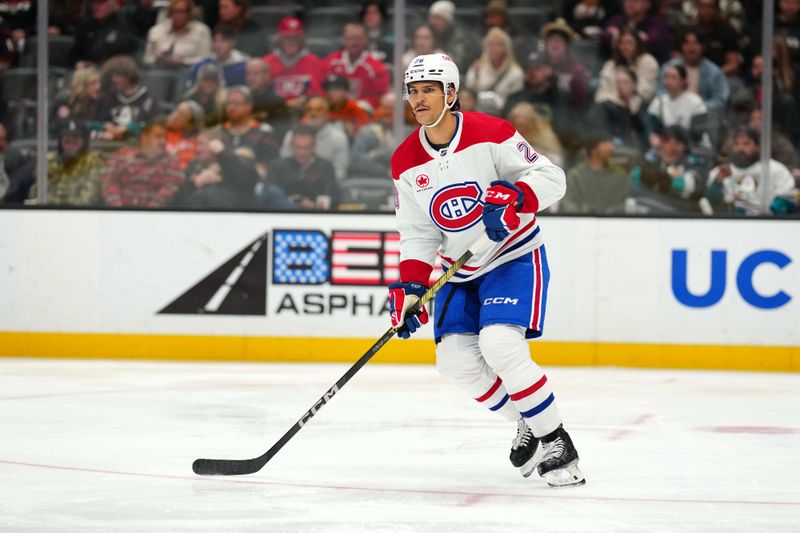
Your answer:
[1,358,799,532]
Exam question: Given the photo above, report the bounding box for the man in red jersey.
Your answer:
[387,53,585,488]
[322,21,389,111]
[262,17,323,110]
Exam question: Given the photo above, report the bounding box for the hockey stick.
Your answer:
[192,233,494,476]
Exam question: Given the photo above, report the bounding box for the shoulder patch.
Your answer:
[455,112,516,153]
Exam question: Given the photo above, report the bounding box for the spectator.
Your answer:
[744,106,800,182]
[464,27,524,116]
[29,120,103,206]
[216,0,264,57]
[775,0,800,79]
[591,66,647,147]
[705,127,797,215]
[646,64,707,143]
[595,28,659,106]
[186,24,249,90]
[165,100,204,169]
[280,96,349,181]
[68,0,139,68]
[507,102,566,168]
[636,125,706,205]
[401,23,444,71]
[540,19,591,110]
[49,0,90,36]
[245,58,292,139]
[263,17,324,107]
[184,63,226,127]
[0,0,35,64]
[323,21,390,111]
[323,75,371,138]
[564,0,609,40]
[0,121,35,203]
[98,55,161,140]
[679,0,746,33]
[658,28,730,112]
[119,0,159,42]
[458,87,478,113]
[360,1,393,64]
[426,0,475,66]
[173,133,266,209]
[271,125,340,211]
[481,0,514,37]
[215,85,279,175]
[143,0,212,69]
[693,0,743,77]
[602,0,672,63]
[350,92,403,179]
[100,120,184,207]
[51,66,105,135]
[561,132,631,214]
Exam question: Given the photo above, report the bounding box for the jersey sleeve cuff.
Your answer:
[516,181,540,213]
[399,259,433,285]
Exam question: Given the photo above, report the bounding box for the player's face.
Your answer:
[407,82,447,124]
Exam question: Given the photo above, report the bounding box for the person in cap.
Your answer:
[540,18,590,110]
[323,75,371,137]
[561,130,630,214]
[263,17,324,107]
[388,53,585,488]
[426,0,475,65]
[29,120,104,206]
[185,23,250,90]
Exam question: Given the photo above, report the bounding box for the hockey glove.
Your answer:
[388,281,429,339]
[482,180,524,242]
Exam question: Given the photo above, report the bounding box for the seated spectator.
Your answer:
[350,92,403,179]
[360,1,393,64]
[323,75,371,138]
[0,121,36,203]
[401,23,444,71]
[166,100,204,169]
[100,120,184,207]
[143,0,212,69]
[693,0,743,77]
[281,96,349,181]
[458,87,478,113]
[263,17,323,108]
[184,63,226,127]
[646,64,707,144]
[561,132,631,214]
[323,21,390,111]
[679,0,746,33]
[540,19,591,110]
[635,125,706,205]
[0,0,34,66]
[245,58,292,139]
[0,20,19,68]
[427,0,476,65]
[507,102,566,168]
[119,0,159,42]
[216,0,265,58]
[591,66,647,148]
[186,24,249,90]
[173,133,270,209]
[68,0,139,68]
[742,106,800,182]
[214,86,279,176]
[29,120,103,206]
[705,127,797,215]
[49,1,87,36]
[595,28,659,106]
[658,28,730,113]
[271,125,340,211]
[774,0,800,81]
[602,0,672,63]
[51,66,105,135]
[565,0,609,40]
[98,55,161,140]
[464,27,524,116]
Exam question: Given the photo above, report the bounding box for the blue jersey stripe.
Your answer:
[489,394,510,411]
[520,392,555,418]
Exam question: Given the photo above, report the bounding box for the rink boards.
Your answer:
[0,209,797,371]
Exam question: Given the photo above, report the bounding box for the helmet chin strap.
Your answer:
[422,92,457,129]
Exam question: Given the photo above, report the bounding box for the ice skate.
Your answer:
[509,418,542,477]
[536,425,586,488]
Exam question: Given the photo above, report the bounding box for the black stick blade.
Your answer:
[192,457,265,476]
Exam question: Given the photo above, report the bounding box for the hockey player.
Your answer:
[388,53,585,488]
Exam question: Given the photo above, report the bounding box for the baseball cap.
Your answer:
[322,75,349,91]
[278,17,304,37]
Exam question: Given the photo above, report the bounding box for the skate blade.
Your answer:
[542,461,586,488]
[519,450,545,478]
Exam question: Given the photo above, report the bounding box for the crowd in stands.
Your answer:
[0,0,798,216]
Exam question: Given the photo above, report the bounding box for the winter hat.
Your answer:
[428,1,455,25]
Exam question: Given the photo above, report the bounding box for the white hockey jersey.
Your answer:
[390,111,566,284]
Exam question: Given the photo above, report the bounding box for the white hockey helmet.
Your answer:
[403,53,460,99]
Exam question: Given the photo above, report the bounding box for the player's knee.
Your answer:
[478,324,528,372]
[436,333,483,385]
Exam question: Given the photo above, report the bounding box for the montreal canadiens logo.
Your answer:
[429,181,484,232]
[416,174,431,188]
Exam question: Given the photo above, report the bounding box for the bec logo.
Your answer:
[429,181,484,232]
[672,249,792,309]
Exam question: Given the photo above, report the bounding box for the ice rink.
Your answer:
[1,357,799,532]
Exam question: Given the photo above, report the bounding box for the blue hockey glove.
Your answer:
[388,281,429,339]
[482,180,524,242]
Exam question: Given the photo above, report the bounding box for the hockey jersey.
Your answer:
[323,50,390,109]
[390,112,566,284]
[263,50,324,99]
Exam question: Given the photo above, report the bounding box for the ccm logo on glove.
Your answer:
[482,180,524,242]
